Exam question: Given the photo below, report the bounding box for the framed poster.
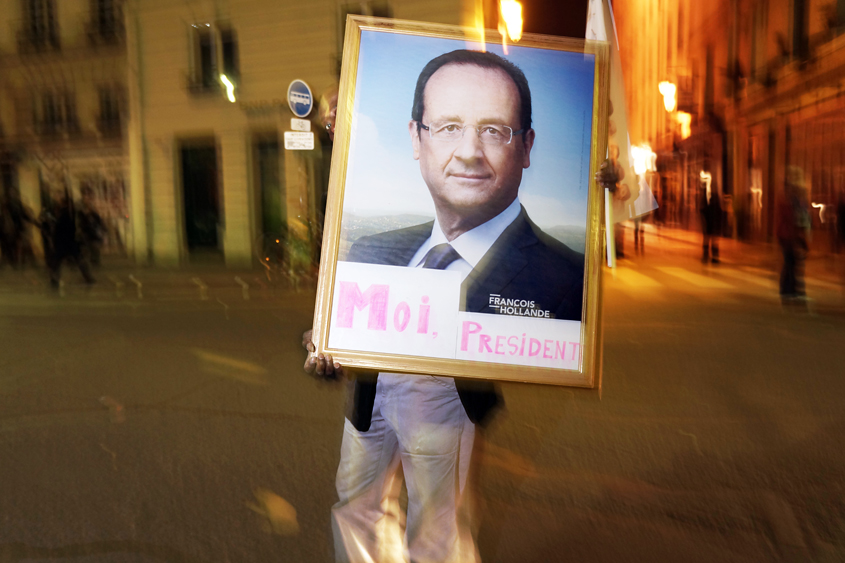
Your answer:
[312,16,609,387]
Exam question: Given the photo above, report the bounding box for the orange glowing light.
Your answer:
[498,22,509,54]
[676,111,691,139]
[474,0,486,51]
[658,81,677,112]
[500,0,523,42]
[631,144,656,176]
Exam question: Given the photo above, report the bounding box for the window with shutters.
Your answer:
[34,91,78,137]
[188,24,239,95]
[18,0,59,53]
[87,0,124,45]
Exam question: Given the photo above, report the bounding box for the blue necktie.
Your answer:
[421,243,461,270]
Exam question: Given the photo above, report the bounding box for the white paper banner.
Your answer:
[328,262,583,369]
[455,312,582,370]
[328,262,461,359]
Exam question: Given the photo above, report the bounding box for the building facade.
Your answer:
[127,0,474,268]
[0,0,129,258]
[616,0,845,249]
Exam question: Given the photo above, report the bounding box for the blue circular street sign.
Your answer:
[287,80,313,118]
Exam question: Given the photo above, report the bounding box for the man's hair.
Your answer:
[411,50,532,133]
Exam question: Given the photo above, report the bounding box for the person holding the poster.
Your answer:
[304,49,585,563]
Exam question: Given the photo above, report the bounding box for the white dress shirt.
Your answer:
[406,197,522,280]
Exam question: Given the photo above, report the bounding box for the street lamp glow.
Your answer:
[658,81,677,112]
[220,74,236,103]
[500,0,523,41]
[676,111,691,139]
[631,144,656,176]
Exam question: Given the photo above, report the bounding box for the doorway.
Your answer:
[181,143,220,251]
[256,137,285,237]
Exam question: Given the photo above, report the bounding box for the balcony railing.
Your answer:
[35,119,80,139]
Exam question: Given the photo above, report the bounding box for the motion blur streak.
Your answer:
[191,348,269,385]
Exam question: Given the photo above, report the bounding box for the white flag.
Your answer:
[586,0,645,224]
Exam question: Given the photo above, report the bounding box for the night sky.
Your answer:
[522,0,589,39]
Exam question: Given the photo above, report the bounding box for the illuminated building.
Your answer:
[1,0,549,267]
[615,0,845,245]
[127,0,475,267]
[0,0,128,258]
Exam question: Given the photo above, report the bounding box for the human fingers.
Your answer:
[310,354,331,379]
[319,354,345,381]
[303,353,317,375]
[595,160,615,187]
[301,329,315,353]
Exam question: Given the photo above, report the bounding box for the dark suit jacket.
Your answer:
[344,206,585,431]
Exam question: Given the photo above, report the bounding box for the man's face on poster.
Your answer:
[409,63,535,223]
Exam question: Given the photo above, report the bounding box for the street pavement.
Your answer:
[1,229,844,562]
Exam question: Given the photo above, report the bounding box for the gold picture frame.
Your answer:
[312,16,609,387]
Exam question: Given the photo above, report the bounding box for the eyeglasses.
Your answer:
[418,121,524,146]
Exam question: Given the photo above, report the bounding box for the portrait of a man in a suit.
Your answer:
[343,49,585,322]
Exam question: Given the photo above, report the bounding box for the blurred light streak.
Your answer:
[99,443,119,470]
[191,348,269,385]
[500,0,523,42]
[656,266,733,289]
[481,442,538,477]
[498,21,509,54]
[700,171,712,203]
[812,202,826,222]
[751,187,763,208]
[192,349,265,373]
[475,0,486,51]
[611,266,662,288]
[220,74,236,103]
[676,111,691,139]
[247,488,300,535]
[658,81,676,112]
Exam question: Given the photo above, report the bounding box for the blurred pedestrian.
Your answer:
[777,166,811,303]
[607,144,630,259]
[836,188,845,254]
[700,180,721,264]
[633,216,644,254]
[38,198,56,269]
[0,197,17,268]
[1,193,37,268]
[836,189,845,293]
[44,193,95,289]
[77,188,106,267]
